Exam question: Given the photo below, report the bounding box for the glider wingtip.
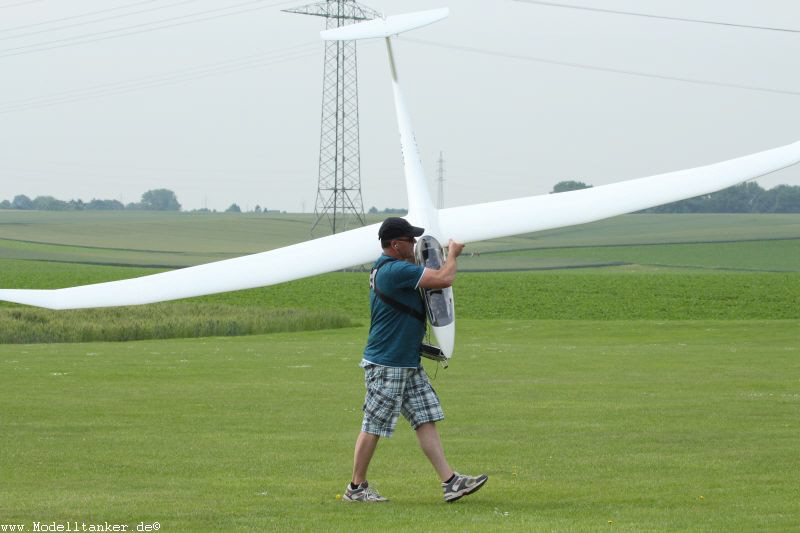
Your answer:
[0,290,59,310]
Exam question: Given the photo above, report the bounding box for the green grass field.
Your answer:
[2,321,798,531]
[1,211,799,531]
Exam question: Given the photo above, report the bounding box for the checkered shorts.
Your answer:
[360,362,444,437]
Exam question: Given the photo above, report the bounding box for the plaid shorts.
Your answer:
[361,362,444,437]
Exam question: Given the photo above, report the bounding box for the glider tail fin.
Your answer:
[320,8,449,41]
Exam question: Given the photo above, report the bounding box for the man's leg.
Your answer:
[415,422,453,482]
[417,422,489,502]
[352,431,380,485]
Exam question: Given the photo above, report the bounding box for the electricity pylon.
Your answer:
[284,1,381,235]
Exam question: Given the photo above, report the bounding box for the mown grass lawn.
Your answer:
[2,320,798,532]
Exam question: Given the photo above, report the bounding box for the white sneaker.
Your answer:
[442,472,488,503]
[342,480,389,502]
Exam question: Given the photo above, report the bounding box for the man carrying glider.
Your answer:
[344,217,488,503]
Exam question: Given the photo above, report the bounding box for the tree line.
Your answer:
[0,189,181,211]
[4,182,799,213]
[368,206,407,215]
[0,190,273,214]
[552,180,800,213]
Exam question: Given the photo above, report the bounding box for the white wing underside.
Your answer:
[2,139,799,310]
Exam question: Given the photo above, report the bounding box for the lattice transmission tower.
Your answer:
[284,1,381,235]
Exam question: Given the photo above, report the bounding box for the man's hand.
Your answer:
[447,240,464,259]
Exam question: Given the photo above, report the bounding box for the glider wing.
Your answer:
[438,140,800,243]
[0,223,379,310]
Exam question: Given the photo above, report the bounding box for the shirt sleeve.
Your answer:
[383,261,425,290]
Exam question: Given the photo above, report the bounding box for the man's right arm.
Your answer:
[418,240,464,289]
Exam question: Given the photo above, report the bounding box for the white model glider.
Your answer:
[2,8,800,358]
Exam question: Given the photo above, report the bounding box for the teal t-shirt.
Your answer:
[363,255,426,368]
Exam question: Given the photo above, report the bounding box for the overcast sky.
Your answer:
[1,0,799,212]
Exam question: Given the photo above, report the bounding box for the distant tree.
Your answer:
[69,199,85,210]
[87,198,125,210]
[140,189,181,211]
[368,206,378,214]
[254,205,262,213]
[706,182,764,213]
[225,203,242,213]
[12,194,33,210]
[193,207,212,213]
[645,196,706,213]
[641,182,796,213]
[126,202,143,210]
[769,185,800,213]
[0,199,11,209]
[551,180,592,194]
[32,196,70,211]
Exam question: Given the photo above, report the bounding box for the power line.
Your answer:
[0,0,297,59]
[514,0,800,34]
[404,37,800,97]
[0,42,322,114]
[0,37,380,113]
[0,0,164,33]
[0,0,202,42]
[0,0,289,54]
[0,0,42,10]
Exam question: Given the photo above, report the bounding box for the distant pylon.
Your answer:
[284,1,381,235]
[436,151,445,209]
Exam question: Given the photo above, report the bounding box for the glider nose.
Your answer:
[432,321,455,358]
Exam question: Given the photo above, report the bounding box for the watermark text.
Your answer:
[1,522,160,532]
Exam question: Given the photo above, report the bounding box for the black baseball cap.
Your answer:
[378,217,424,240]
